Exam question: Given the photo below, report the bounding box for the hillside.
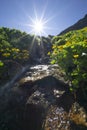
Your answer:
[51,27,87,102]
[59,14,87,35]
[0,27,52,85]
[0,27,52,63]
[0,24,87,130]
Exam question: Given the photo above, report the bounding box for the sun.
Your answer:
[28,12,49,35]
[33,20,44,34]
[19,3,57,36]
[29,18,46,36]
[26,6,55,36]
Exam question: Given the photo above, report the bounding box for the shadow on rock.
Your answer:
[23,104,45,130]
[0,75,72,130]
[34,75,68,90]
[56,91,75,112]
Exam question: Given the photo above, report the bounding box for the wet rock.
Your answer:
[69,102,87,126]
[44,105,70,130]
[0,64,87,130]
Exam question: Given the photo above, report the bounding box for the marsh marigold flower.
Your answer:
[73,54,79,58]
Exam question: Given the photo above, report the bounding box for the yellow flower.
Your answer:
[47,52,50,55]
[52,45,57,49]
[58,45,63,50]
[52,50,58,55]
[73,54,79,58]
[16,48,20,52]
[2,53,10,57]
[65,42,71,46]
[12,48,20,52]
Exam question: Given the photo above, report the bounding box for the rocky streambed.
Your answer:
[0,64,87,130]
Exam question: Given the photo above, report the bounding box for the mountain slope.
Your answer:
[59,14,87,35]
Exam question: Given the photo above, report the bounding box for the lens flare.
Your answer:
[20,4,57,36]
[32,20,44,34]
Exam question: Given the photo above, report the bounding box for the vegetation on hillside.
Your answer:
[0,27,51,84]
[50,27,87,99]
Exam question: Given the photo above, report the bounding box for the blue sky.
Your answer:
[0,0,87,36]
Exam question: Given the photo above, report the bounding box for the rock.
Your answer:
[0,64,87,130]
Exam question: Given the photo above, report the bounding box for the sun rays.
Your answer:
[29,18,45,36]
[16,4,57,55]
[27,16,48,36]
[32,20,44,34]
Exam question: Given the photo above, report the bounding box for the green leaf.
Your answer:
[51,59,56,64]
[0,61,4,66]
[70,87,73,92]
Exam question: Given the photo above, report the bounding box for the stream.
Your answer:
[0,64,87,130]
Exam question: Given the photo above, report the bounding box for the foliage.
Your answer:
[0,27,52,84]
[0,60,4,66]
[0,29,30,65]
[0,27,31,83]
[50,27,87,98]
